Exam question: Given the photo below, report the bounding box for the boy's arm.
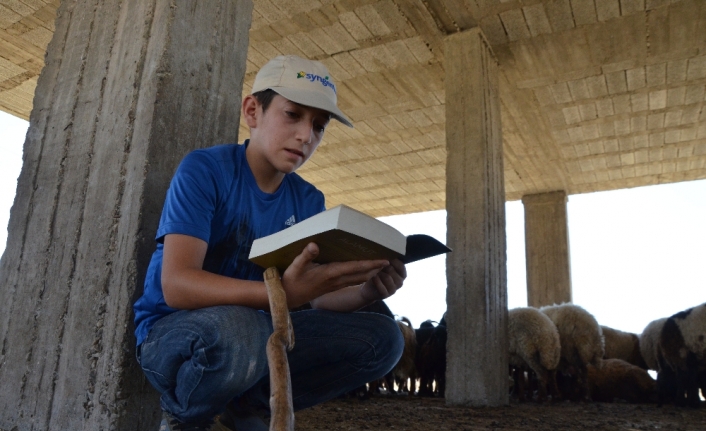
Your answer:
[162,234,270,309]
[309,259,407,312]
[162,234,391,310]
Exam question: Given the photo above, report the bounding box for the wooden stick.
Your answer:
[264,267,295,431]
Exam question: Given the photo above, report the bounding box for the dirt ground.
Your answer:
[295,395,706,431]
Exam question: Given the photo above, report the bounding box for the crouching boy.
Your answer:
[133,55,406,431]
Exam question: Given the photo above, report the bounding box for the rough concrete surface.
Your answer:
[5,1,706,215]
[522,191,572,307]
[445,28,508,406]
[0,1,252,430]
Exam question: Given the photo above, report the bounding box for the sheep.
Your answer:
[540,303,604,401]
[637,317,680,406]
[601,325,648,369]
[391,317,417,394]
[656,356,679,407]
[432,312,448,397]
[414,320,436,396]
[507,307,561,402]
[658,302,706,407]
[427,322,447,396]
[586,358,656,403]
[639,317,668,371]
[415,319,446,397]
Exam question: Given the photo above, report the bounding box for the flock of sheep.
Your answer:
[359,301,706,407]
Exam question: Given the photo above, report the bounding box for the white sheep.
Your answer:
[601,325,647,369]
[508,307,561,401]
[659,302,706,407]
[540,303,604,401]
[639,317,680,406]
[639,317,667,372]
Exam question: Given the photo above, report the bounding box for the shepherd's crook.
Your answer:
[264,267,295,431]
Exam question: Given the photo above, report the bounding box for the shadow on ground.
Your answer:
[295,395,706,431]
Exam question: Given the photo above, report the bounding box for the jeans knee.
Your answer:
[378,316,405,368]
[195,311,271,390]
[357,314,404,375]
[140,306,272,398]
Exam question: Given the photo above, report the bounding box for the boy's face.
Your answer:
[249,94,331,174]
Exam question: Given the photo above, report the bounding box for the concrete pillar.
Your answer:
[522,191,572,307]
[445,28,508,406]
[0,1,252,430]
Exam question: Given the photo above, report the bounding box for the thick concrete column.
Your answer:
[445,28,508,406]
[522,191,572,307]
[0,1,252,430]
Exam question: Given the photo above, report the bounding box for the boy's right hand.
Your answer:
[281,242,389,308]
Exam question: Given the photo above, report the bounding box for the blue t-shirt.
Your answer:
[133,141,325,345]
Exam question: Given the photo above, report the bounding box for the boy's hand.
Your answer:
[281,242,390,308]
[359,258,407,302]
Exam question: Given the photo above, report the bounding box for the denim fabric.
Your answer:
[137,305,404,423]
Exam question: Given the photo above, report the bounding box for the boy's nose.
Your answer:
[296,121,315,144]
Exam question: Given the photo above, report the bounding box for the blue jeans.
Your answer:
[137,306,404,422]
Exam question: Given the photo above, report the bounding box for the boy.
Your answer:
[133,55,406,431]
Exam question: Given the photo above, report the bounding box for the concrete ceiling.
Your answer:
[2,0,705,217]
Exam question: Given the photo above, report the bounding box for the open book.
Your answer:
[249,204,451,271]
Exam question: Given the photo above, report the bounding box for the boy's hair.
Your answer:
[253,89,277,113]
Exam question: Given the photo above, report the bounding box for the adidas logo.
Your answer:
[284,215,296,226]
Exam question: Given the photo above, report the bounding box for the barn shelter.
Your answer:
[0,0,705,429]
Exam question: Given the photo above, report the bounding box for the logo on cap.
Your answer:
[296,71,336,94]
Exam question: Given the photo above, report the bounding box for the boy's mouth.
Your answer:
[285,148,305,158]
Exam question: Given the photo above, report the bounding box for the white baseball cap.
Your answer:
[251,55,353,128]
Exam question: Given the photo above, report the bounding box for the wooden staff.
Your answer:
[263,267,295,431]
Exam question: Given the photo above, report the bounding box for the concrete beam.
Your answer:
[445,28,508,406]
[522,190,572,307]
[0,1,252,430]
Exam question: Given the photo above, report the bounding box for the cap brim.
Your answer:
[269,87,354,128]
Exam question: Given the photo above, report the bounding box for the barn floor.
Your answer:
[294,395,706,431]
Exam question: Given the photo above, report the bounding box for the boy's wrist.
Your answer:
[358,281,380,304]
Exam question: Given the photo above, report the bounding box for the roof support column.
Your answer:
[0,1,252,430]
[444,28,508,406]
[522,191,572,307]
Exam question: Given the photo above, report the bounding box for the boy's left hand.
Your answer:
[359,259,407,302]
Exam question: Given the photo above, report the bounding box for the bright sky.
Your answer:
[1,110,705,336]
[0,112,25,255]
[381,182,706,335]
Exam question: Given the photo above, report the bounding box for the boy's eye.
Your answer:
[314,123,326,133]
[285,110,299,118]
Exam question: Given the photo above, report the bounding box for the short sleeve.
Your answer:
[156,150,222,243]
[314,190,326,214]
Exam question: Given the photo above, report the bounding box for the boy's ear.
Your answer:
[242,94,260,128]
